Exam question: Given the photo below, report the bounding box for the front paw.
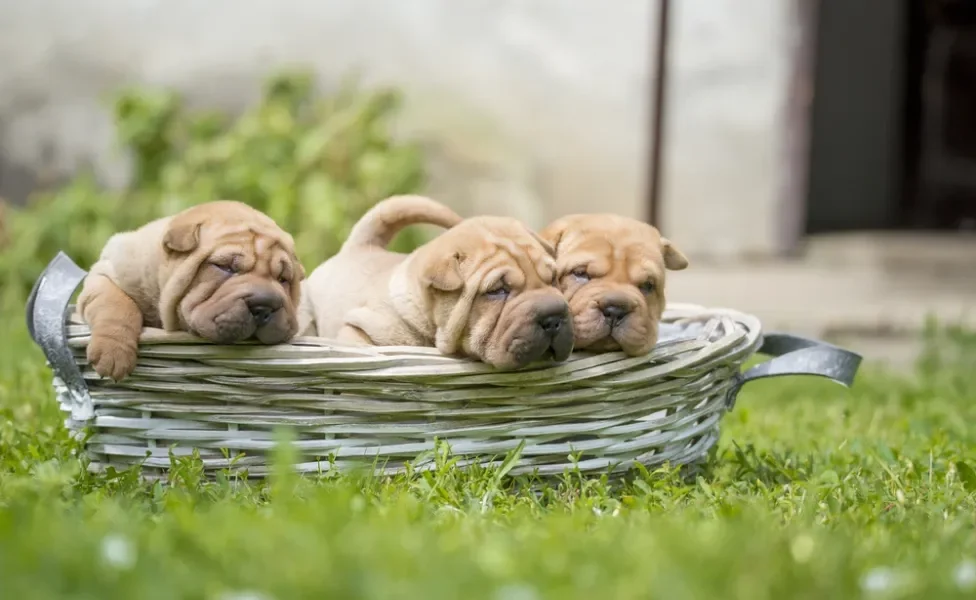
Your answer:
[87,335,138,381]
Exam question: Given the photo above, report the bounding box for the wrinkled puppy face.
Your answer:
[540,214,688,356]
[414,216,574,369]
[158,201,305,345]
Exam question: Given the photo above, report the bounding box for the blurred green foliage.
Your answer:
[0,71,427,301]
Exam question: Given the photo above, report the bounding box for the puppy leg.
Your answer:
[77,273,143,381]
[335,324,373,345]
[296,295,317,337]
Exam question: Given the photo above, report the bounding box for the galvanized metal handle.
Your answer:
[26,252,92,420]
[726,333,862,410]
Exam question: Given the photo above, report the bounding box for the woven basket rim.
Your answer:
[65,301,762,357]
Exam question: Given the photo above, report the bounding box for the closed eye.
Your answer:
[484,281,511,299]
[211,262,235,275]
[638,280,656,295]
[569,267,590,282]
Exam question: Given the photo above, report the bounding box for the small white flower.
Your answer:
[954,560,976,590]
[100,534,136,570]
[860,567,896,594]
[494,583,539,600]
[216,592,273,600]
[790,535,815,563]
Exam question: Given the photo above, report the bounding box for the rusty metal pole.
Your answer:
[647,0,671,224]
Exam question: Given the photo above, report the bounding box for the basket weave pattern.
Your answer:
[57,303,763,477]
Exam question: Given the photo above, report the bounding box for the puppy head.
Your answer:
[410,216,574,369]
[540,214,688,356]
[158,201,305,344]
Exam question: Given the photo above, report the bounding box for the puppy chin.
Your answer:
[253,313,298,344]
[482,326,573,370]
[585,337,622,353]
[612,322,657,356]
[572,313,657,356]
[485,340,551,370]
[571,310,613,350]
[185,302,255,344]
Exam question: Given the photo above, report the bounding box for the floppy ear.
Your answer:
[422,251,465,292]
[163,216,202,253]
[538,219,568,254]
[269,230,306,281]
[529,229,557,258]
[661,238,689,271]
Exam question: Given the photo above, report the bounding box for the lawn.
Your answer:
[1,294,975,600]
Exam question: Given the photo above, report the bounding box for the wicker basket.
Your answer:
[27,253,862,478]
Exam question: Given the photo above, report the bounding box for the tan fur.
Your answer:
[540,214,688,356]
[78,201,305,381]
[343,194,464,249]
[300,196,574,369]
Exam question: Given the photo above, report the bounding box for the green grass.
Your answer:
[2,296,975,600]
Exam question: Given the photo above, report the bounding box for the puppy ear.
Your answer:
[538,219,567,253]
[529,229,557,258]
[163,218,202,253]
[423,252,465,292]
[661,238,689,271]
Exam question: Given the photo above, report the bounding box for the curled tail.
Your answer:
[342,195,463,251]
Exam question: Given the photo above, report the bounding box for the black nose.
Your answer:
[246,293,282,327]
[601,302,631,322]
[538,313,565,334]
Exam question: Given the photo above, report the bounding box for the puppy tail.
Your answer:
[342,195,463,250]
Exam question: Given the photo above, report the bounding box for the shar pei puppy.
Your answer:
[78,201,305,381]
[540,214,688,356]
[299,195,575,369]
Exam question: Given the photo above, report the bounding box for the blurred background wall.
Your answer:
[0,0,795,260]
[2,0,975,266]
[0,0,654,228]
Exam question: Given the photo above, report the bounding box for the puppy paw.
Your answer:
[87,335,139,381]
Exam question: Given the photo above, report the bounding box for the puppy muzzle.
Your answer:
[570,290,654,354]
[191,289,295,345]
[502,301,574,369]
[597,293,638,330]
[536,307,575,362]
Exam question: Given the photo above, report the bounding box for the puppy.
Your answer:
[299,195,574,369]
[78,201,305,381]
[540,214,688,356]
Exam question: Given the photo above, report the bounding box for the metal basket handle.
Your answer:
[726,333,862,410]
[26,252,92,420]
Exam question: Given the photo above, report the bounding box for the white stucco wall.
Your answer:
[659,0,793,260]
[0,0,792,258]
[0,0,655,231]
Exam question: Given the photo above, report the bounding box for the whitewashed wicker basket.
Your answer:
[28,253,861,478]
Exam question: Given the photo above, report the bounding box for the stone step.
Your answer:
[666,257,975,367]
[802,232,976,273]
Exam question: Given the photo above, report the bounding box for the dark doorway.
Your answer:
[804,0,976,234]
[903,0,976,230]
